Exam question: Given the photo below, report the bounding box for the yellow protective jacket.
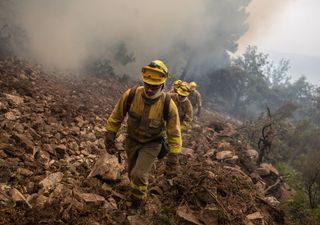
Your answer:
[105,86,182,154]
[188,89,202,110]
[168,93,193,131]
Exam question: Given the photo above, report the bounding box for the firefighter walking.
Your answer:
[188,81,202,117]
[104,60,182,209]
[168,82,193,131]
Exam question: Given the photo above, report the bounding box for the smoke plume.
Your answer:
[1,0,251,79]
[237,0,292,53]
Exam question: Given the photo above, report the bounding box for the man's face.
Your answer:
[144,82,163,97]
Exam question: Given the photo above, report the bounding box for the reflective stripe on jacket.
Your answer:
[105,86,182,154]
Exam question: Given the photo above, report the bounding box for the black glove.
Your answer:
[165,153,179,179]
[104,131,117,155]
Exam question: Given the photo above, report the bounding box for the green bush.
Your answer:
[287,191,308,223]
[276,163,302,189]
[287,191,320,225]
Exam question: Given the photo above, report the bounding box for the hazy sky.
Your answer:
[238,0,320,85]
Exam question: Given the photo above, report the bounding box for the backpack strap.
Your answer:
[123,86,138,115]
[163,93,171,122]
[124,87,171,122]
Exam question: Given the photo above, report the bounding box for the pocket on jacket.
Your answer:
[148,119,163,135]
[128,111,141,128]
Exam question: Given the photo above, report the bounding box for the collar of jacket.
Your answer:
[142,91,163,105]
[179,96,188,102]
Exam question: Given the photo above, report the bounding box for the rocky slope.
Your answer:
[0,58,290,225]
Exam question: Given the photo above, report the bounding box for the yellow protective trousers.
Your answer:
[125,138,161,200]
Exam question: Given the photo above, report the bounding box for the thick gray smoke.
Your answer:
[0,0,251,78]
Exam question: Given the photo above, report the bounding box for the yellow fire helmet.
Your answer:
[141,60,170,85]
[176,82,192,97]
[190,81,197,89]
[173,79,182,91]
[174,79,182,86]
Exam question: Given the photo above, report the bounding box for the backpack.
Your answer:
[123,86,171,159]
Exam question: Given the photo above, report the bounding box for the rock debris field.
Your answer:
[0,58,290,225]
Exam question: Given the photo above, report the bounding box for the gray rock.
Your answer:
[26,182,35,193]
[264,196,280,207]
[88,133,96,142]
[181,147,194,157]
[216,151,233,160]
[35,150,51,163]
[260,163,279,176]
[75,116,85,127]
[246,211,264,220]
[176,205,202,225]
[29,194,48,208]
[0,101,7,111]
[247,149,259,160]
[75,192,105,205]
[71,126,80,134]
[17,167,33,176]
[0,150,7,158]
[10,188,32,208]
[81,150,89,156]
[200,206,219,225]
[256,167,270,177]
[5,110,21,120]
[39,172,63,193]
[4,93,24,105]
[13,133,34,154]
[87,153,124,181]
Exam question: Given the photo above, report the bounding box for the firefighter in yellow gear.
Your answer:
[170,79,182,93]
[104,60,182,208]
[189,81,202,117]
[168,82,193,131]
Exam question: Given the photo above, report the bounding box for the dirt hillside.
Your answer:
[0,58,290,225]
